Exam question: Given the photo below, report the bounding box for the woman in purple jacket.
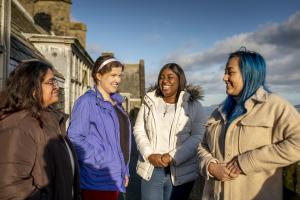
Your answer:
[68,55,131,200]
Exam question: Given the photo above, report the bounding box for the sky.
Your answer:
[71,0,300,106]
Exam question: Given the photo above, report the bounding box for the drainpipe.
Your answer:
[0,0,11,90]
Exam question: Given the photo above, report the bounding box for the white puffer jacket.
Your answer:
[133,86,206,186]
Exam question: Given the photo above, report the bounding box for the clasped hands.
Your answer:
[148,153,173,168]
[208,157,242,181]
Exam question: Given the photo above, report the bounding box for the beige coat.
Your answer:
[134,88,206,186]
[198,88,300,200]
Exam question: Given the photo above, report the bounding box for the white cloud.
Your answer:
[159,12,300,106]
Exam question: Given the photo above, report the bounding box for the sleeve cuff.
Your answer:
[206,159,218,180]
[143,150,153,161]
[169,150,177,165]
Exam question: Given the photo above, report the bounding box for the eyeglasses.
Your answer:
[42,78,59,87]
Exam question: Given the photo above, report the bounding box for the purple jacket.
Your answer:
[67,86,131,192]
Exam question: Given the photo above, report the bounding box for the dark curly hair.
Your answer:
[0,60,54,122]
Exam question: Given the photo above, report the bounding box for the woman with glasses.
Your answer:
[134,63,206,200]
[198,49,300,200]
[68,55,131,200]
[0,60,80,200]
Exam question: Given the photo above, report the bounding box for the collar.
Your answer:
[217,87,269,120]
[249,87,268,103]
[91,85,123,109]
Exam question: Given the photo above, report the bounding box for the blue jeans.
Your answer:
[141,168,173,200]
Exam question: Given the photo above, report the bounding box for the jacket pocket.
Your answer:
[176,116,192,145]
[238,119,273,153]
[136,156,153,181]
[92,143,115,168]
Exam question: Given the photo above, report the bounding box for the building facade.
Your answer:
[0,0,93,114]
[1,0,145,116]
[18,0,87,47]
[119,60,145,119]
[26,34,93,114]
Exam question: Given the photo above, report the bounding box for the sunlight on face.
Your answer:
[42,69,59,108]
[159,68,179,103]
[223,57,244,96]
[96,67,123,96]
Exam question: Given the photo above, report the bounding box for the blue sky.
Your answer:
[71,0,300,106]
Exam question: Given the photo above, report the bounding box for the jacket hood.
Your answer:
[146,84,204,102]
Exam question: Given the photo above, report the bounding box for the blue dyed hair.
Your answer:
[223,49,270,125]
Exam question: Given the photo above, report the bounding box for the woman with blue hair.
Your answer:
[198,49,300,200]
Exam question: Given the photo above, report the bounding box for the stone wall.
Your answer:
[17,0,34,15]
[33,1,70,34]
[119,60,145,99]
[66,22,87,48]
[119,64,140,98]
[18,0,87,47]
[118,60,145,118]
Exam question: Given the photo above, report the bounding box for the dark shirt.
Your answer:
[114,105,130,165]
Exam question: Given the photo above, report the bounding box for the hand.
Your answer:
[227,157,242,178]
[148,154,168,167]
[124,176,129,187]
[208,162,233,181]
[161,153,173,166]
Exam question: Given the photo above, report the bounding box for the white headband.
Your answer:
[97,58,118,72]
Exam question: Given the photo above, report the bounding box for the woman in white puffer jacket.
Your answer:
[134,63,206,200]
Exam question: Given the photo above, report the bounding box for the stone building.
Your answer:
[1,0,58,86]
[120,60,145,119]
[26,34,94,114]
[0,0,93,114]
[1,0,145,116]
[17,0,93,114]
[18,0,87,47]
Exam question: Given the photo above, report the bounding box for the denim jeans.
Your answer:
[141,168,173,200]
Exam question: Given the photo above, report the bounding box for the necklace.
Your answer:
[163,104,168,117]
[163,102,176,117]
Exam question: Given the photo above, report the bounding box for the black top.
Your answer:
[114,105,130,165]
